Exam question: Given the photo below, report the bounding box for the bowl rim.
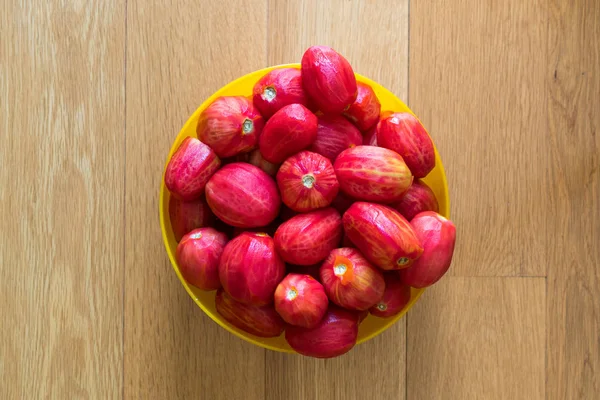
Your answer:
[159,63,450,353]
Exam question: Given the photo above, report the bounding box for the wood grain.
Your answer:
[407,277,546,399]
[266,323,406,400]
[409,0,549,276]
[265,2,409,399]
[546,0,600,398]
[268,0,409,99]
[0,1,125,398]
[2,1,599,398]
[124,1,268,398]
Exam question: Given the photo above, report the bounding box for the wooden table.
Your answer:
[1,1,598,399]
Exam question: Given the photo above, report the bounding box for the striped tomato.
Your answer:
[334,146,413,203]
[377,112,435,178]
[343,202,423,270]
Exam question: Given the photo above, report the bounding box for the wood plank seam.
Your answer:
[122,1,129,399]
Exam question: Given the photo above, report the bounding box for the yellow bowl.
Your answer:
[159,64,450,353]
